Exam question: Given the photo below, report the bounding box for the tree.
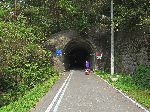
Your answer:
[114,0,150,31]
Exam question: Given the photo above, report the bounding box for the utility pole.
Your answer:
[111,0,114,75]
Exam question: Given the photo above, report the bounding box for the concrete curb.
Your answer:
[96,74,150,112]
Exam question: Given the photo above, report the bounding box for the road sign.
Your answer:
[96,52,103,59]
[55,50,62,56]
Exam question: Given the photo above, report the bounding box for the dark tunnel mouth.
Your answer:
[63,40,94,70]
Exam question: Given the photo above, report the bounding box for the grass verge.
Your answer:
[95,70,150,110]
[0,75,60,112]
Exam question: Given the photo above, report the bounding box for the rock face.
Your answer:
[45,27,150,74]
[115,30,150,74]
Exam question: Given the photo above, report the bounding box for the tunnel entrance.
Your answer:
[68,47,90,69]
[63,39,95,70]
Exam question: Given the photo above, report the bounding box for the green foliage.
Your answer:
[113,74,136,90]
[59,0,77,13]
[22,0,149,33]
[0,5,54,107]
[1,0,149,33]
[0,75,60,112]
[22,0,110,34]
[0,0,149,109]
[95,70,110,80]
[132,65,150,90]
[0,2,12,21]
[113,74,150,109]
[114,0,150,31]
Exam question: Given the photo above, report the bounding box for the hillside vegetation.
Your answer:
[0,0,149,110]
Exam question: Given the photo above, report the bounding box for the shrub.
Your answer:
[132,65,150,90]
[0,16,55,107]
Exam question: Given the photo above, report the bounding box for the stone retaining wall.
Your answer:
[115,29,150,74]
[45,27,150,74]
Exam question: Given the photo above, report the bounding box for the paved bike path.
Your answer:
[30,70,148,112]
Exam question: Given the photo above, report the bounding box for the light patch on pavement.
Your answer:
[45,70,73,112]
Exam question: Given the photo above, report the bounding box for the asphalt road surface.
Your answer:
[30,70,148,112]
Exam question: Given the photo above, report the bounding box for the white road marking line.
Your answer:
[53,71,73,112]
[45,70,73,112]
[96,74,149,112]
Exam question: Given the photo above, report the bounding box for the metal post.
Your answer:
[94,53,96,70]
[111,0,114,75]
